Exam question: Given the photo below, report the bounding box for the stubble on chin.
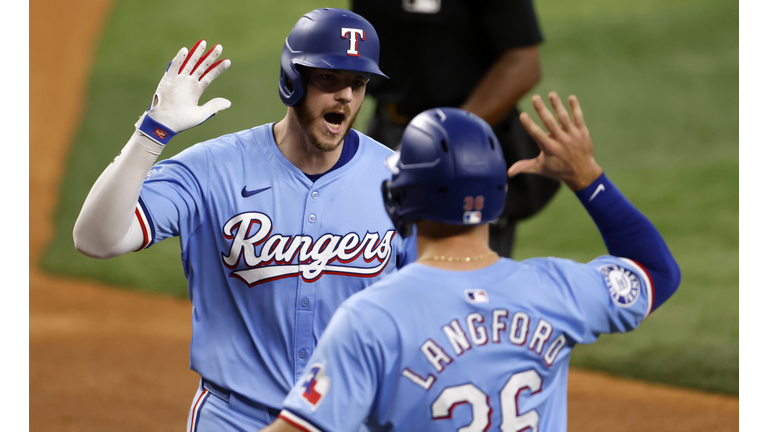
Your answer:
[295,99,362,153]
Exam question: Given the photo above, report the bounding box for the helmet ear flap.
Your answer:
[381,180,413,238]
[279,59,305,106]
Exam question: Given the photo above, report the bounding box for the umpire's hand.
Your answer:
[508,92,603,191]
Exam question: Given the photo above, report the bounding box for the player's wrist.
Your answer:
[135,111,178,146]
[564,163,603,192]
[574,172,611,203]
[131,129,166,156]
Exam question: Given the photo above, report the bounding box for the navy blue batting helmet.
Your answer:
[279,8,387,106]
[382,108,508,238]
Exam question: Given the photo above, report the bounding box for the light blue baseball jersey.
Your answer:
[134,124,416,409]
[280,255,654,432]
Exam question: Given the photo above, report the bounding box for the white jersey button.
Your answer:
[311,191,319,199]
[309,214,316,223]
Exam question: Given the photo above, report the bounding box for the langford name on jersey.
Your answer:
[222,212,396,286]
[402,309,567,390]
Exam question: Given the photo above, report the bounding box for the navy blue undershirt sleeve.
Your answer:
[575,173,681,312]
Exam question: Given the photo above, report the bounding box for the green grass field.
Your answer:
[40,0,738,394]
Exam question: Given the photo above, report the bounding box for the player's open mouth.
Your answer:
[324,112,345,134]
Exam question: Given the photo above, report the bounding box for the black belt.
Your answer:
[202,380,282,421]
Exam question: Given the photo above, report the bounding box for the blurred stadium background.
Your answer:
[39,0,738,395]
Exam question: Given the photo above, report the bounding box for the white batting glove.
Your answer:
[135,40,232,145]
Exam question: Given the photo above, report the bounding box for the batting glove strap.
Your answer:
[135,111,177,146]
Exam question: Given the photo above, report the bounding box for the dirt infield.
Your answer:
[29,1,738,430]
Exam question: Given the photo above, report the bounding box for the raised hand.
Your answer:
[136,40,232,145]
[508,92,603,191]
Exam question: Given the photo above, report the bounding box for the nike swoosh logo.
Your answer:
[241,186,271,198]
[588,184,605,202]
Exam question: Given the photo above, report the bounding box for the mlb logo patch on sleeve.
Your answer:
[464,289,489,303]
[300,364,331,411]
[599,264,641,307]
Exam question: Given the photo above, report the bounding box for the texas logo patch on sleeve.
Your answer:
[599,264,641,307]
[300,364,331,411]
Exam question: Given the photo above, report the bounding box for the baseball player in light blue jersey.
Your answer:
[73,8,415,432]
[263,94,681,432]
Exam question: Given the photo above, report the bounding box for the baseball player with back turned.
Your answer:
[73,8,415,432]
[262,94,681,432]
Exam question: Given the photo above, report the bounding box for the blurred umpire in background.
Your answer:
[352,0,560,257]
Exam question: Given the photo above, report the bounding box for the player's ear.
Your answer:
[286,77,294,92]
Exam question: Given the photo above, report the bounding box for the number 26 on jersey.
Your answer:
[431,369,542,432]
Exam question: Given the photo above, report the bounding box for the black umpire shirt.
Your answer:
[352,0,544,118]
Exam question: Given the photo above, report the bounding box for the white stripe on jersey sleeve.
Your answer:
[618,257,654,320]
[279,410,323,432]
[134,203,152,250]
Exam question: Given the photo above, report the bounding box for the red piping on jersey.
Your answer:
[135,207,149,250]
[484,395,493,432]
[433,400,470,420]
[279,413,314,432]
[631,259,656,311]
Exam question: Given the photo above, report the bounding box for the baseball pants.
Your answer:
[187,379,280,432]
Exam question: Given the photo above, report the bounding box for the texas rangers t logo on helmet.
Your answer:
[341,28,365,56]
[300,364,331,411]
